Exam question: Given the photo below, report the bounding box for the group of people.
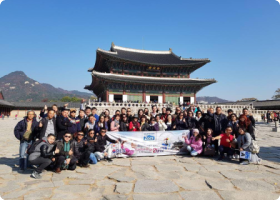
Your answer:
[14,103,261,179]
[262,111,280,124]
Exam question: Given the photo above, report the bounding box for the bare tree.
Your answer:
[272,88,280,99]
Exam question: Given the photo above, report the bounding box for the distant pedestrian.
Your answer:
[15,114,18,120]
[2,114,4,120]
[7,114,10,119]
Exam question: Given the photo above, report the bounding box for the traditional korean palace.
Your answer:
[85,43,217,104]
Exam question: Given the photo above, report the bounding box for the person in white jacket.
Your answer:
[156,115,167,131]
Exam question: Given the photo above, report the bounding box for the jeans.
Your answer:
[19,140,32,170]
[186,145,198,156]
[219,145,234,158]
[89,153,98,164]
[29,157,52,173]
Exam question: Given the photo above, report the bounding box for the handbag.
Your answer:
[249,140,260,154]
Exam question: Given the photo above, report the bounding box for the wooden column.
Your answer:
[106,90,109,102]
[142,85,146,102]
[194,93,196,104]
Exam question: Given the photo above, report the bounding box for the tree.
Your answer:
[272,88,280,99]
[61,96,72,102]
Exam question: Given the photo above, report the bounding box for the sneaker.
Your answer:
[107,158,113,162]
[31,170,42,179]
[240,161,249,165]
[81,164,90,168]
[217,156,223,161]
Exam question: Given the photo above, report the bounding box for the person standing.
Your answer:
[78,110,87,134]
[37,110,57,139]
[110,114,121,132]
[213,107,228,152]
[14,110,39,171]
[91,107,99,122]
[120,115,129,131]
[56,108,72,140]
[68,110,81,135]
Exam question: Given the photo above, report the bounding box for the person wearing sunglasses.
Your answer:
[73,131,91,167]
[54,132,77,173]
[95,128,119,162]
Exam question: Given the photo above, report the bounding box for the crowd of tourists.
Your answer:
[14,104,261,179]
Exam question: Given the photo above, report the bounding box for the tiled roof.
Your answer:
[96,43,210,66]
[0,99,14,107]
[91,70,216,85]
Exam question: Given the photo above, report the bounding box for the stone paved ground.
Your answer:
[0,119,280,200]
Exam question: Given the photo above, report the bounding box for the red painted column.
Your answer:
[106,90,109,102]
[163,92,166,103]
[187,74,190,78]
[194,93,196,104]
[143,85,146,102]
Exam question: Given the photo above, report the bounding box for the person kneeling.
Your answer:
[212,126,235,161]
[73,131,91,168]
[95,128,119,162]
[54,132,77,173]
[180,129,202,156]
[29,134,59,179]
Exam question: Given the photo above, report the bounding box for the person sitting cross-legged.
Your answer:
[94,128,119,162]
[29,134,59,179]
[54,132,77,173]
[212,126,235,160]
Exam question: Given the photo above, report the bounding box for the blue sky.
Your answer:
[0,0,279,101]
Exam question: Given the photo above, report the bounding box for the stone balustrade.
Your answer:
[85,101,273,121]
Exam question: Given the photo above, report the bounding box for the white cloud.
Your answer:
[0,0,4,5]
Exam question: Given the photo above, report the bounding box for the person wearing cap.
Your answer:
[95,128,119,162]
[129,115,140,131]
[56,108,72,140]
[68,109,81,135]
[180,129,203,156]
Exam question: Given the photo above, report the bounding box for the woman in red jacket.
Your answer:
[129,115,140,131]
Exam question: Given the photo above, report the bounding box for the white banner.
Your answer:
[106,130,190,157]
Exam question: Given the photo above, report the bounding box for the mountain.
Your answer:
[196,96,229,104]
[0,71,93,102]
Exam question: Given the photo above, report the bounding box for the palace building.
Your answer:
[85,43,216,104]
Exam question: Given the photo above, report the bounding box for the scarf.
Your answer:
[62,142,70,169]
[114,119,119,127]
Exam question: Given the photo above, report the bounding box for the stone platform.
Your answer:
[0,119,280,200]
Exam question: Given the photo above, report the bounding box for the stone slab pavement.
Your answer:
[0,119,280,200]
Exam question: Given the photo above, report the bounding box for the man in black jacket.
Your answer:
[213,107,228,151]
[37,110,57,139]
[54,132,77,172]
[242,108,255,127]
[56,108,72,140]
[95,128,119,162]
[14,110,39,171]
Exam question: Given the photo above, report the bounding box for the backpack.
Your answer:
[27,139,45,155]
[249,140,260,154]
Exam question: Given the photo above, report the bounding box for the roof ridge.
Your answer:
[112,44,171,55]
[92,70,216,82]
